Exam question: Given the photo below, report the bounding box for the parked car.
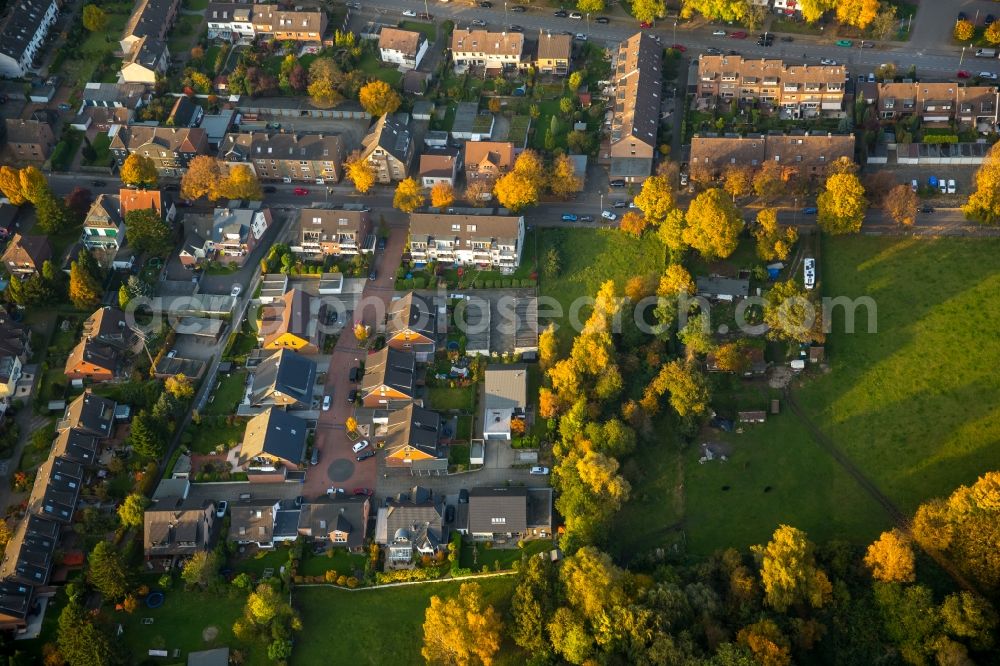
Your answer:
[780,36,794,42]
[712,29,726,36]
[349,366,362,382]
[939,178,947,194]
[820,58,837,65]
[553,9,568,17]
[670,43,686,51]
[322,394,331,411]
[262,185,277,193]
[575,33,587,41]
[987,14,997,26]
[508,24,524,32]
[602,210,618,221]
[980,72,998,80]
[418,12,433,19]
[947,179,956,194]
[639,20,652,28]
[836,39,853,47]
[921,205,934,213]
[230,284,241,297]
[612,200,628,208]
[216,500,228,518]
[510,4,526,11]
[347,389,359,403]
[479,0,492,6]
[561,213,578,222]
[860,41,874,48]
[91,180,106,187]
[729,31,747,39]
[293,187,309,195]
[326,487,346,497]
[402,9,416,16]
[356,450,375,461]
[609,179,626,188]
[353,488,372,496]
[705,47,722,55]
[368,268,377,281]
[911,179,918,192]
[803,207,818,215]
[578,214,594,222]
[458,489,469,503]
[595,16,609,23]
[166,349,177,358]
[569,11,582,19]
[352,440,370,454]
[530,466,551,475]
[377,236,386,251]
[958,12,968,21]
[311,448,320,465]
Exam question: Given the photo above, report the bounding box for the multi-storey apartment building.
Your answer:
[109,126,210,177]
[875,82,999,128]
[450,29,526,73]
[689,132,855,181]
[607,32,663,183]
[120,0,180,56]
[0,0,58,78]
[293,207,372,257]
[251,5,326,43]
[219,132,343,183]
[359,114,413,184]
[409,212,524,273]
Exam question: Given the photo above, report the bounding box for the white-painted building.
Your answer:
[378,28,428,71]
[0,0,58,78]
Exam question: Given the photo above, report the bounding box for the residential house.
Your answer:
[238,408,307,470]
[375,486,446,566]
[143,504,216,558]
[462,486,553,542]
[386,292,437,360]
[696,55,846,118]
[450,29,526,73]
[120,0,180,55]
[206,2,255,41]
[696,276,750,301]
[689,133,855,182]
[251,5,326,44]
[210,205,272,265]
[166,96,204,128]
[178,232,209,268]
[0,0,58,78]
[0,313,30,401]
[294,207,371,257]
[258,288,321,354]
[408,212,525,273]
[379,27,428,70]
[49,428,99,467]
[110,126,210,177]
[418,148,460,188]
[81,82,148,110]
[875,82,999,128]
[3,118,55,163]
[119,187,176,224]
[229,500,300,548]
[57,390,117,438]
[360,347,416,409]
[483,365,527,440]
[64,339,121,383]
[607,32,663,183]
[359,114,413,184]
[82,194,124,251]
[119,37,170,84]
[80,306,138,351]
[249,349,317,409]
[219,132,343,183]
[298,498,370,551]
[1,234,51,277]
[380,404,443,467]
[535,32,572,76]
[463,141,515,184]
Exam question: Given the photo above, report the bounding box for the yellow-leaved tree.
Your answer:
[493,172,539,212]
[422,583,502,666]
[618,211,648,237]
[430,182,455,209]
[633,174,675,225]
[864,529,916,583]
[0,166,26,205]
[752,525,832,613]
[763,279,818,343]
[120,154,158,188]
[392,177,424,213]
[817,171,867,234]
[723,164,753,200]
[658,264,695,296]
[216,164,262,201]
[963,141,1000,224]
[358,80,401,117]
[549,153,583,199]
[181,155,222,200]
[753,207,798,261]
[538,323,559,371]
[682,187,742,260]
[631,0,666,24]
[799,0,836,23]
[835,0,879,29]
[955,19,975,42]
[345,153,377,194]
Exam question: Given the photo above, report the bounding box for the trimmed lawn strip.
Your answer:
[357,52,403,86]
[398,20,437,41]
[459,539,551,571]
[427,386,474,411]
[188,417,245,454]
[203,370,247,416]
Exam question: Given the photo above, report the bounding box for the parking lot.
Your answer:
[867,163,978,201]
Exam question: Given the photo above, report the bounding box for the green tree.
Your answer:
[117,493,149,529]
[631,0,666,23]
[58,600,120,666]
[678,311,716,358]
[129,410,166,458]
[125,209,173,256]
[752,525,832,613]
[511,556,556,656]
[940,591,998,651]
[35,194,71,234]
[763,279,819,343]
[87,541,130,601]
[182,551,221,590]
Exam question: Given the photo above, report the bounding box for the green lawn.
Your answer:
[61,9,129,87]
[183,0,209,9]
[188,416,245,454]
[459,539,552,571]
[82,133,113,167]
[298,550,367,578]
[203,370,247,417]
[168,15,203,55]
[427,386,475,411]
[356,52,402,87]
[398,20,437,42]
[292,577,519,666]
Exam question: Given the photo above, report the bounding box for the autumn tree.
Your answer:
[618,211,648,237]
[883,184,918,226]
[125,209,172,256]
[0,520,11,550]
[752,525,832,612]
[216,164,262,201]
[954,19,975,42]
[633,174,675,225]
[631,0,666,24]
[358,80,402,117]
[817,172,867,234]
[465,179,492,206]
[165,374,194,399]
[723,164,753,200]
[430,182,455,209]
[737,619,792,666]
[825,155,859,177]
[753,208,798,261]
[88,541,130,600]
[538,323,559,370]
[550,153,583,199]
[659,264,695,296]
[678,311,715,358]
[512,149,546,189]
[393,177,424,212]
[657,208,688,252]
[941,592,999,651]
[120,153,158,188]
[682,188,742,260]
[752,160,784,202]
[624,272,658,302]
[345,153,377,194]
[494,172,539,212]
[308,58,344,108]
[865,529,916,583]
[82,4,107,32]
[987,20,1000,45]
[117,493,149,529]
[870,4,898,40]
[182,551,220,590]
[714,340,752,374]
[19,165,49,203]
[69,260,102,310]
[764,279,818,343]
[422,583,503,665]
[345,416,358,434]
[642,359,711,421]
[963,142,1000,224]
[835,0,879,29]
[799,0,836,23]
[681,0,751,22]
[64,186,93,221]
[0,166,26,205]
[181,155,221,200]
[353,323,369,343]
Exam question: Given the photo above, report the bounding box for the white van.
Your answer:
[804,258,816,290]
[975,48,997,58]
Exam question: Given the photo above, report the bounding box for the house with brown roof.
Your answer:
[451,29,526,73]
[109,126,210,177]
[1,234,50,277]
[380,404,444,467]
[360,347,417,409]
[210,205,272,265]
[379,27,428,70]
[238,408,307,471]
[3,118,55,163]
[419,148,460,187]
[359,114,413,183]
[251,5,326,43]
[143,503,216,558]
[258,288,322,353]
[875,82,999,128]
[535,32,572,76]
[387,292,437,360]
[696,55,846,118]
[64,339,121,383]
[409,212,525,273]
[120,0,180,55]
[689,133,855,182]
[81,306,139,351]
[298,498,370,551]
[83,194,125,251]
[119,188,176,223]
[219,131,343,183]
[294,207,371,257]
[607,33,663,183]
[464,141,515,184]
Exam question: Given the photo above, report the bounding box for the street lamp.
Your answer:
[673,21,677,46]
[960,45,967,67]
[599,192,603,214]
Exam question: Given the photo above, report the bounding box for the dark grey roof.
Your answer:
[128,37,168,68]
[168,96,202,128]
[299,499,367,549]
[0,0,55,64]
[59,391,116,437]
[388,292,435,340]
[240,408,308,465]
[273,508,301,538]
[126,0,177,41]
[381,495,444,552]
[363,113,412,164]
[609,156,655,179]
[187,648,230,666]
[696,276,750,298]
[0,581,33,622]
[361,347,415,398]
[385,404,442,459]
[250,349,316,407]
[467,487,527,534]
[50,429,99,466]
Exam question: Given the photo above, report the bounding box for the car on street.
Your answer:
[680,172,689,186]
[530,466,550,475]
[356,450,375,462]
[561,213,578,222]
[347,388,359,403]
[612,200,628,208]
[602,210,618,221]
[553,9,568,17]
[860,41,874,48]
[712,29,726,36]
[670,43,686,51]
[836,39,853,47]
[639,21,652,28]
[310,448,320,465]
[458,489,469,503]
[326,487,346,497]
[705,47,722,55]
[780,35,794,42]
[91,180,106,187]
[921,205,934,213]
[352,440,370,454]
[987,14,997,26]
[368,268,377,281]
[820,58,836,65]
[471,18,487,26]
[262,185,276,193]
[575,33,587,41]
[729,31,746,39]
[947,179,956,194]
[402,9,416,16]
[230,284,241,297]
[293,187,309,195]
[980,72,998,80]
[726,49,740,56]
[510,4,526,11]
[445,505,455,522]
[377,236,386,251]
[803,206,818,214]
[322,394,331,411]
[508,24,523,32]
[609,179,626,188]
[216,500,228,518]
[569,11,582,19]
[958,70,972,79]
[354,488,373,496]
[418,12,433,19]
[578,214,594,222]
[939,178,947,194]
[349,366,362,382]
[595,16,609,23]
[479,1,492,6]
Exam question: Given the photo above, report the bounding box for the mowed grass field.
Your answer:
[292,577,519,666]
[677,236,1000,556]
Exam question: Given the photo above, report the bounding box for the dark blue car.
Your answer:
[803,207,818,215]
[561,214,578,222]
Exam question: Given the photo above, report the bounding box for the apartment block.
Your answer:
[689,132,855,181]
[293,207,372,257]
[607,32,663,183]
[219,132,343,183]
[409,212,524,273]
[450,29,526,73]
[0,0,58,78]
[109,126,210,177]
[876,82,999,128]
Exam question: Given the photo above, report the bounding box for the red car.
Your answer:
[293,187,309,195]
[671,43,687,52]
[729,31,747,39]
[957,70,972,79]
[353,488,372,496]
[639,21,652,28]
